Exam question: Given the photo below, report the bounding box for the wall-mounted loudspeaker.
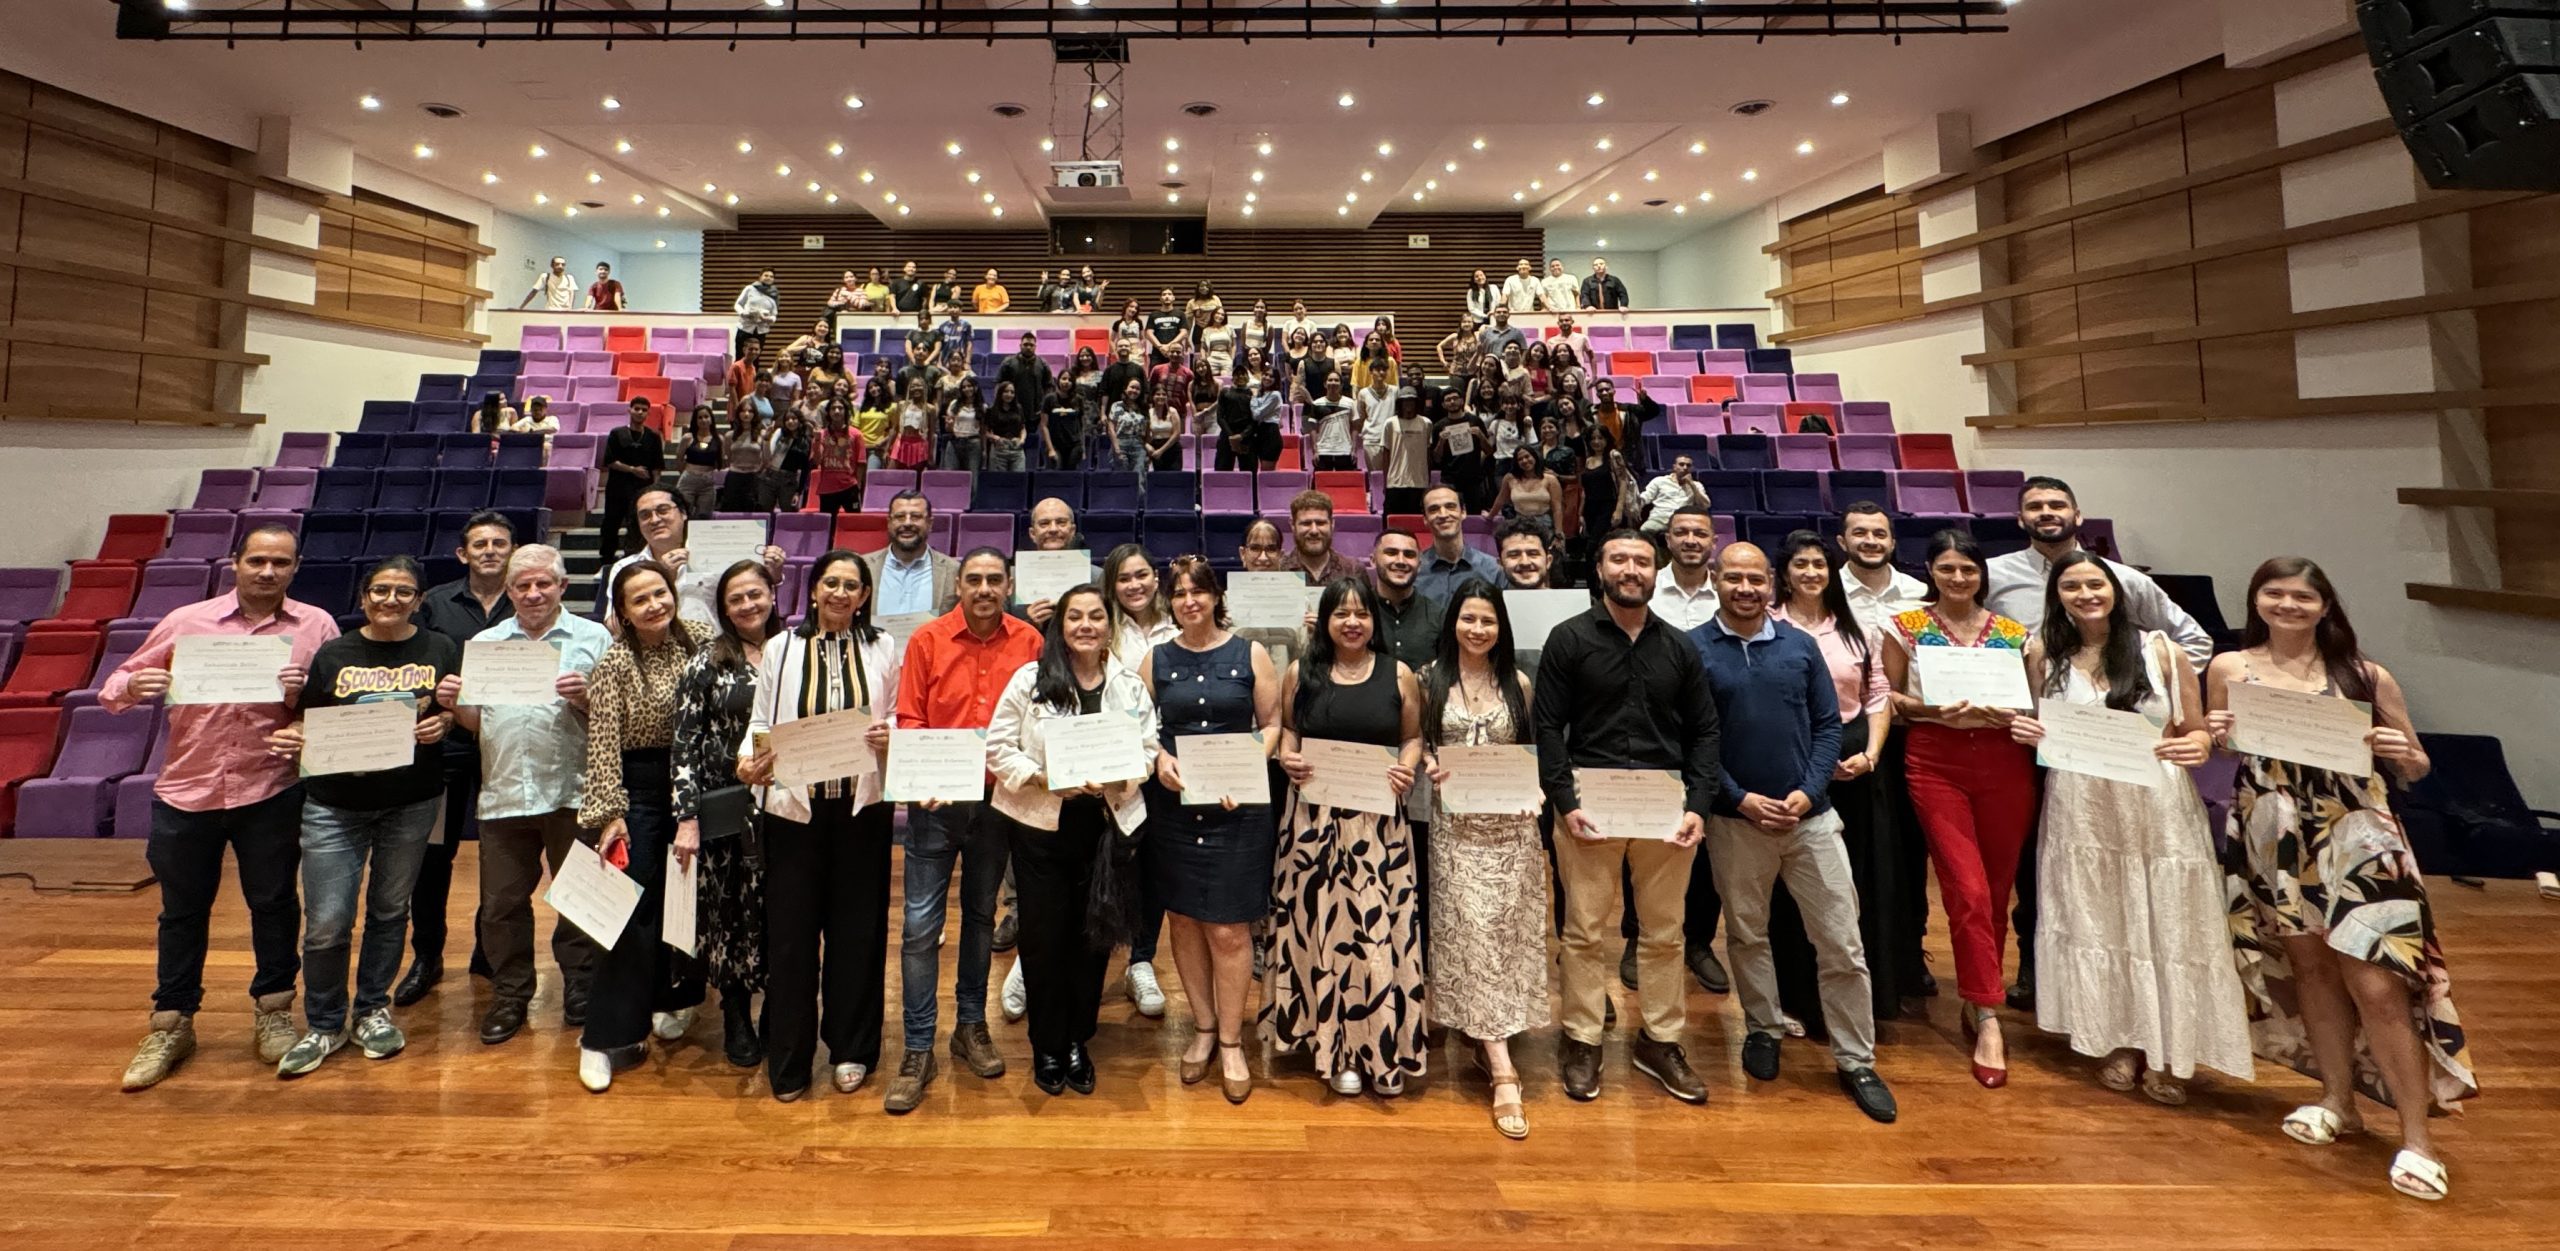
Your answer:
[2359,0,2560,190]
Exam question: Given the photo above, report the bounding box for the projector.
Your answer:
[1052,160,1123,189]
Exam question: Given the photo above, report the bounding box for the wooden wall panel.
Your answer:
[1773,186,1923,331]
[701,211,1544,358]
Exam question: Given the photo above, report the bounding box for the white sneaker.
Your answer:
[1001,958,1028,1023]
[832,1062,870,1093]
[652,1008,694,1041]
[577,1048,614,1093]
[1125,961,1166,1019]
[1330,1069,1365,1096]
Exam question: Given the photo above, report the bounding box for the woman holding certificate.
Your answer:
[1266,577,1428,1098]
[2204,557,2474,1202]
[985,585,1160,1097]
[2002,553,2250,1106]
[1104,543,1180,1012]
[1418,580,1546,1139]
[738,550,901,1102]
[574,560,708,1094]
[670,562,779,1074]
[1140,558,1281,1104]
[1881,530,2033,1089]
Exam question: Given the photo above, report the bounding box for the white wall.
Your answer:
[614,249,704,313]
[1656,210,1781,311]
[487,211,622,311]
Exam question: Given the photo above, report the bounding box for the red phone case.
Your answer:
[605,839,630,871]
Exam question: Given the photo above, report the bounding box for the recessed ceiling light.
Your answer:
[1471,137,1486,151]
[703,182,718,193]
[1742,168,1759,181]
[1167,192,1181,204]
[1337,205,1349,216]
[1337,92,1356,108]
[1411,191,1423,201]
[1424,179,1437,191]
[1596,137,1612,150]
[1830,91,1851,106]
[1697,190,1715,201]
[358,94,380,111]
[1443,161,1458,173]
[481,171,499,184]
[1529,179,1543,191]
[884,192,898,203]
[1585,92,1605,106]
[659,205,672,216]
[1244,191,1258,203]
[533,193,549,205]
[805,181,820,193]
[1688,140,1706,155]
[1164,137,1181,152]
[654,239,666,249]
[725,193,739,205]
[564,206,578,217]
[1596,237,1609,247]
[737,140,754,153]
[992,206,1004,217]
[600,95,620,111]
[632,193,647,204]
[897,204,910,215]
[1242,204,1255,217]
[528,144,547,158]
[776,164,791,176]
[1606,192,1621,203]
[858,170,875,183]
[1345,191,1359,203]
[1359,170,1373,183]
[1257,141,1274,157]
[1585,204,1599,215]
[1511,191,1525,202]
[1557,162,1573,173]
[1797,140,1815,155]
[413,144,434,159]
[1674,204,1687,214]
[616,139,633,154]
[1250,169,1265,184]
[982,192,996,203]
[945,141,963,156]
[823,193,838,204]
[1040,137,1056,152]
[1165,163,1179,175]
[827,142,844,157]
[1643,169,1659,182]
[966,169,983,183]
[586,171,602,184]
[1090,91,1111,111]
[843,95,865,110]
[1377,142,1393,156]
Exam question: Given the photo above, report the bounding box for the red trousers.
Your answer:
[1904,722,2038,1007]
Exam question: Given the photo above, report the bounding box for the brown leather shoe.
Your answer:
[950,1021,1006,1078]
[883,1048,937,1115]
[1558,1036,1603,1102]
[1630,1035,1708,1105]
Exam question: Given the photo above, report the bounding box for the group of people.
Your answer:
[103,466,2473,1201]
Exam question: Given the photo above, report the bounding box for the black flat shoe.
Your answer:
[1685,945,1731,995]
[722,997,762,1069]
[562,981,591,1028]
[1032,1049,1068,1096]
[392,957,442,1008]
[1064,1043,1096,1095]
[1840,1067,1899,1123]
[1741,1031,1781,1082]
[479,1000,527,1046]
[2005,982,2036,1012]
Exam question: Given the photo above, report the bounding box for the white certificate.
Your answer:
[662,848,699,956]
[1043,709,1150,789]
[1228,571,1313,631]
[769,707,879,789]
[1572,767,1688,841]
[2227,681,2375,777]
[885,728,991,804]
[876,611,937,654]
[168,634,291,705]
[459,639,562,706]
[545,840,640,951]
[1176,732,1272,806]
[1501,589,1591,655]
[1014,549,1094,607]
[684,520,769,578]
[1914,646,2034,710]
[299,701,419,777]
[2035,700,2165,789]
[1297,737,1400,817]
[1437,743,1544,815]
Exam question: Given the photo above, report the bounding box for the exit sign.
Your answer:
[802,235,825,250]
[1407,234,1430,249]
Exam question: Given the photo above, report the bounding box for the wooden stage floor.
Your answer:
[1,840,2553,1249]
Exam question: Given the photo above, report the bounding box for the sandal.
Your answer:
[2280,1103,2359,1146]
[1179,1028,1217,1086]
[2389,1149,2448,1202]
[2097,1052,2140,1092]
[1487,1067,1528,1140]
[2139,1070,2187,1107]
[1217,1039,1252,1105]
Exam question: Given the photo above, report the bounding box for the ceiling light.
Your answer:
[1411,191,1424,201]
[1242,204,1255,217]
[945,141,963,156]
[654,239,666,249]
[1688,140,1706,155]
[1742,168,1759,181]
[1585,205,1599,215]
[358,94,380,111]
[1529,179,1543,191]
[481,171,499,185]
[1359,170,1373,183]
[1674,204,1687,215]
[1471,137,1487,151]
[1258,141,1274,157]
[1557,162,1573,173]
[966,169,983,184]
[1345,191,1358,203]
[1167,192,1181,204]
[726,193,740,205]
[702,182,718,193]
[1830,91,1851,106]
[1337,93,1356,108]
[464,0,486,8]
[412,144,434,159]
[883,192,897,204]
[1338,205,1349,216]
[822,193,838,204]
[1606,192,1620,203]
[1244,191,1257,203]
[1596,237,1609,247]
[533,193,549,205]
[659,205,673,216]
[632,193,648,204]
[1596,137,1612,150]
[992,206,1005,217]
[1443,161,1458,173]
[528,144,547,158]
[843,95,865,110]
[586,171,602,184]
[776,164,791,176]
[1091,91,1111,111]
[1377,142,1393,156]
[1511,191,1525,202]
[982,192,996,204]
[1073,0,1091,6]
[600,95,620,111]
[827,142,844,157]
[858,170,875,183]
[1585,92,1605,106]
[1797,140,1815,155]
[737,140,754,153]
[1164,137,1181,152]
[564,206,578,217]
[1165,163,1179,175]
[1040,136,1056,152]
[898,205,911,215]
[1424,179,1437,191]
[805,181,820,192]
[1644,170,1662,183]
[1697,190,1714,201]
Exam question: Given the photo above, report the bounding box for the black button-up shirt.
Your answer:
[415,577,515,750]
[1530,604,1722,817]
[602,423,664,487]
[1371,588,1445,672]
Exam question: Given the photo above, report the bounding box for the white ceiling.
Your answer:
[13,0,2224,252]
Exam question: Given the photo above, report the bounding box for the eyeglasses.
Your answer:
[365,585,421,602]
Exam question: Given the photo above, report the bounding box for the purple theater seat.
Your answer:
[1257,472,1311,511]
[1834,434,1900,471]
[956,512,1014,557]
[1772,434,1836,472]
[568,351,615,378]
[253,466,318,511]
[0,568,59,628]
[1892,471,1964,514]
[1840,402,1895,436]
[113,718,173,838]
[773,513,832,561]
[1726,403,1786,437]
[61,626,152,711]
[14,705,157,838]
[1738,373,1793,404]
[519,325,563,352]
[1700,349,1749,374]
[1200,472,1255,515]
[564,324,607,352]
[1793,373,1847,404]
[649,327,691,354]
[163,512,238,563]
[1333,514,1383,561]
[1669,407,1723,437]
[109,564,211,631]
[1964,470,2027,517]
[191,468,257,512]
[274,432,331,469]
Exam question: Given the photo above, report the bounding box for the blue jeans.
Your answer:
[899,802,1009,1050]
[299,795,440,1034]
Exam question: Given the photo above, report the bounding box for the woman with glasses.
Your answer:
[671,561,781,1073]
[575,560,708,1093]
[738,549,901,1101]
[264,556,459,1078]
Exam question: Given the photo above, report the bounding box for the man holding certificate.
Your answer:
[105,526,339,1092]
[600,486,786,631]
[1529,529,1720,1107]
[886,548,1041,1114]
[1684,544,1896,1124]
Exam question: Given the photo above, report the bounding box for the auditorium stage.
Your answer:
[2,841,2551,1249]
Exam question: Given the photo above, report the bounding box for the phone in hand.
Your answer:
[604,839,630,872]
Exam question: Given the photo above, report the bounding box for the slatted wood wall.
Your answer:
[2467,200,2560,595]
[701,211,1544,355]
[1773,189,1922,330]
[310,188,485,335]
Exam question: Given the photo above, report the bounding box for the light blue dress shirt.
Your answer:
[470,611,613,820]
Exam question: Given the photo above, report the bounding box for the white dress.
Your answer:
[2033,631,2254,1080]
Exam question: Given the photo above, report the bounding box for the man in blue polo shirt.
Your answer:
[1685,542,1895,1124]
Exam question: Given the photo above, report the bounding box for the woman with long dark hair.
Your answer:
[1769,531,1908,1027]
[2205,557,2473,1201]
[2002,551,2246,1105]
[671,560,781,1071]
[737,549,899,1101]
[1101,543,1176,1011]
[1141,558,1281,1104]
[1881,529,2033,1090]
[808,400,864,516]
[984,378,1030,473]
[1418,580,1546,1139]
[1264,577,1428,1097]
[1465,268,1499,322]
[475,390,515,436]
[941,376,986,473]
[674,406,724,519]
[575,559,707,1093]
[986,584,1161,1096]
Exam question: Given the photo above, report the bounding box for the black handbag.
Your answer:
[696,784,762,864]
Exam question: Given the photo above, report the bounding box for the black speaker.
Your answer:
[113,0,173,40]
[2359,0,2560,189]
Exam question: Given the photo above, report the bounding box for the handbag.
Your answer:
[696,784,762,864]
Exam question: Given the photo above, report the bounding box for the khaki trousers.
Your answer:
[1556,832,1698,1045]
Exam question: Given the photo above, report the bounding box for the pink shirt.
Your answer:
[101,594,340,813]
[1773,605,1889,724]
